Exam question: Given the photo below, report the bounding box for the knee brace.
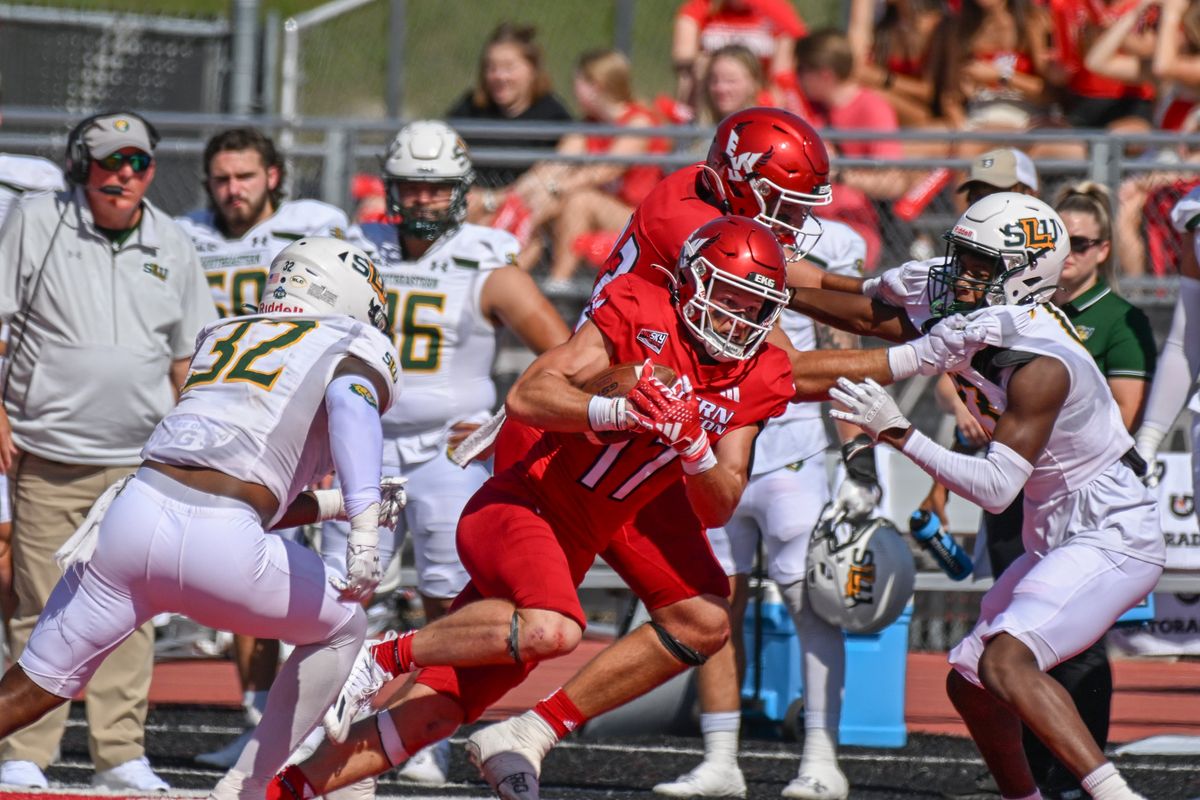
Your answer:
[647,621,707,667]
[507,611,521,664]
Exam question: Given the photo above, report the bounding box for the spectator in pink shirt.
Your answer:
[794,28,910,267]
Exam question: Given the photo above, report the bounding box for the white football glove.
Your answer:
[828,378,910,441]
[378,476,408,530]
[862,261,929,308]
[1133,427,1167,489]
[330,504,381,603]
[888,314,996,379]
[831,477,881,522]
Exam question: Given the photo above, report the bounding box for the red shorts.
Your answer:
[414,475,728,722]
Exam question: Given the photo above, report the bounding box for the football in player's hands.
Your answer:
[582,361,678,444]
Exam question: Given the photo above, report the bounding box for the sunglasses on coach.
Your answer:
[94,152,153,173]
[1069,236,1103,254]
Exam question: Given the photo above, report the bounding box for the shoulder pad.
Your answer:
[807,218,867,276]
[971,346,1038,383]
[446,224,520,271]
[274,199,352,234]
[0,155,65,193]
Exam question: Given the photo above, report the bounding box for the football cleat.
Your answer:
[653,759,747,798]
[465,713,556,800]
[322,636,392,744]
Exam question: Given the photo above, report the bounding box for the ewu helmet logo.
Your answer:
[723,123,773,181]
[114,119,131,132]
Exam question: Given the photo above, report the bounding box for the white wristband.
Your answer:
[887,344,921,380]
[680,436,718,475]
[311,489,345,522]
[861,276,881,298]
[682,447,718,475]
[1134,426,1167,459]
[588,395,628,432]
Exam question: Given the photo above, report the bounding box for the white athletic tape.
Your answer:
[448,407,506,467]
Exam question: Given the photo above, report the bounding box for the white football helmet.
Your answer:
[383,120,474,240]
[260,237,389,332]
[928,192,1069,317]
[805,512,916,635]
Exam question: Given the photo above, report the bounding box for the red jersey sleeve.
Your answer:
[676,0,710,24]
[585,274,647,350]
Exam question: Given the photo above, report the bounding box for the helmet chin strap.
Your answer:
[698,164,731,213]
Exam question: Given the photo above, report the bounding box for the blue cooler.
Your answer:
[741,598,911,747]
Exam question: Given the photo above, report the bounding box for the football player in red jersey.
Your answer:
[266,218,900,800]
[595,105,831,300]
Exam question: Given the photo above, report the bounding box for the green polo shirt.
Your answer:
[1059,280,1156,380]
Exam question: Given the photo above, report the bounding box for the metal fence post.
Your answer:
[387,0,406,119]
[230,0,260,114]
[262,9,281,114]
[613,0,634,57]
[323,126,348,208]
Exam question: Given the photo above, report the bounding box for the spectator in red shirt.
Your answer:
[927,0,1054,153]
[848,0,947,128]
[1048,0,1156,129]
[1086,0,1200,275]
[795,28,908,268]
[700,44,775,124]
[673,0,807,117]
[505,50,667,289]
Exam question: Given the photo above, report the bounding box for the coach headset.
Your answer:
[2,110,162,413]
[64,109,161,186]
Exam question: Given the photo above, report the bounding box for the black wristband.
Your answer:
[841,433,878,485]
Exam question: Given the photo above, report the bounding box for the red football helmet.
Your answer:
[705,107,832,259]
[674,216,790,362]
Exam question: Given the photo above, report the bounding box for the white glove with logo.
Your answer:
[831,477,881,522]
[829,378,910,441]
[888,314,996,379]
[1133,427,1167,489]
[378,476,408,530]
[861,261,929,308]
[331,504,381,603]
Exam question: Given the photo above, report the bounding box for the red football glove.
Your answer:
[625,363,717,475]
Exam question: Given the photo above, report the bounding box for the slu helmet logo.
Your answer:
[1001,216,1061,251]
[723,123,772,181]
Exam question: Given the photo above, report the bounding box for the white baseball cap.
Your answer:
[958,148,1039,193]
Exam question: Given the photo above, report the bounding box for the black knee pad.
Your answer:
[647,621,707,666]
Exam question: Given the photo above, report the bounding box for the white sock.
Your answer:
[800,726,837,769]
[1083,763,1138,800]
[515,710,560,757]
[699,711,740,765]
[241,689,271,726]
